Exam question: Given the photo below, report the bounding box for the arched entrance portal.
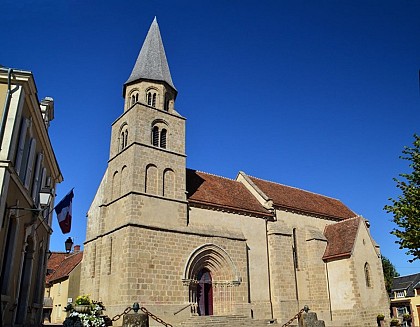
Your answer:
[182,243,242,316]
[197,268,213,316]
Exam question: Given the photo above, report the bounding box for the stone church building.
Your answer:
[80,18,389,326]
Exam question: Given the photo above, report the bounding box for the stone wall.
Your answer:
[82,224,250,326]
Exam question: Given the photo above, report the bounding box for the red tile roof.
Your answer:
[46,251,83,284]
[323,217,361,261]
[248,175,355,220]
[186,169,272,217]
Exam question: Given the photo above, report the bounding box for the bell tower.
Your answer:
[82,17,188,313]
[108,17,187,226]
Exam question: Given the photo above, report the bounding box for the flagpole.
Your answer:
[34,187,74,232]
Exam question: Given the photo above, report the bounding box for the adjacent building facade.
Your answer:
[80,19,389,327]
[43,247,83,324]
[390,273,420,327]
[0,68,62,326]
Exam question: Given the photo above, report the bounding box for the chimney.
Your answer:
[73,245,81,253]
[40,97,54,128]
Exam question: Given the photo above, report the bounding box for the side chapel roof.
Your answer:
[247,175,355,220]
[186,169,272,218]
[46,251,83,284]
[125,17,176,91]
[322,216,361,261]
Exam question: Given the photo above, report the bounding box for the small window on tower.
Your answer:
[151,121,169,149]
[160,129,167,148]
[130,92,139,106]
[152,93,156,107]
[147,92,152,106]
[120,124,129,151]
[146,90,157,107]
[152,126,159,146]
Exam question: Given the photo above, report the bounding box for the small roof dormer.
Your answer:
[123,17,176,98]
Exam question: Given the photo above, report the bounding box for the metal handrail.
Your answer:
[173,303,192,315]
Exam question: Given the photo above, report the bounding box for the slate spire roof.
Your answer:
[125,17,176,91]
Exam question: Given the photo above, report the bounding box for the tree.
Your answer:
[384,134,420,262]
[381,256,399,293]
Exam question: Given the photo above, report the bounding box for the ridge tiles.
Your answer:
[125,17,176,90]
[248,175,355,220]
[186,169,271,216]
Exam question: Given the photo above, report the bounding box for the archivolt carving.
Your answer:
[182,243,241,284]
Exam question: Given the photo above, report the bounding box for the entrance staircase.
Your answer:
[179,315,289,327]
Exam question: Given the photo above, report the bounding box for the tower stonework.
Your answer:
[81,18,390,327]
[81,18,192,318]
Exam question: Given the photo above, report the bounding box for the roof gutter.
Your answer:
[0,68,14,151]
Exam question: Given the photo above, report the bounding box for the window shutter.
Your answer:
[31,153,44,203]
[152,126,159,146]
[15,118,29,174]
[160,129,167,149]
[24,138,36,189]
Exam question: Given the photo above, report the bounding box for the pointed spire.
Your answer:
[125,17,176,91]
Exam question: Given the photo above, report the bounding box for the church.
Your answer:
[80,18,389,327]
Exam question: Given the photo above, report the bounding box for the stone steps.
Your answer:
[178,315,284,327]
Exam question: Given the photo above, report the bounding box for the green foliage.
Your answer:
[384,134,420,262]
[381,256,399,293]
[75,294,92,305]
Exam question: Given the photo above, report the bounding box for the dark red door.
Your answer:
[197,268,213,316]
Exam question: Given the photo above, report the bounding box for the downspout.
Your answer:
[325,261,333,320]
[0,68,14,151]
[292,228,300,309]
[265,212,274,320]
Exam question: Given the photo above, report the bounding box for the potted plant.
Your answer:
[73,294,92,313]
[64,295,106,326]
[390,318,400,326]
[402,313,411,321]
[377,314,385,321]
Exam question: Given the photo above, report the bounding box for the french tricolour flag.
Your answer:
[55,189,74,234]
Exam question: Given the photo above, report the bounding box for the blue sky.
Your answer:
[2,1,419,276]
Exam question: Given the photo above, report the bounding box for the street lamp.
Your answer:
[65,237,73,254]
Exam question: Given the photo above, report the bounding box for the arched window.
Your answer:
[120,124,129,151]
[152,126,159,147]
[152,93,156,107]
[364,262,371,287]
[147,92,151,106]
[160,129,167,149]
[130,91,139,106]
[151,120,169,149]
[146,90,157,107]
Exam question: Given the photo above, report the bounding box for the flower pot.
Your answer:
[73,304,91,313]
[390,319,400,326]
